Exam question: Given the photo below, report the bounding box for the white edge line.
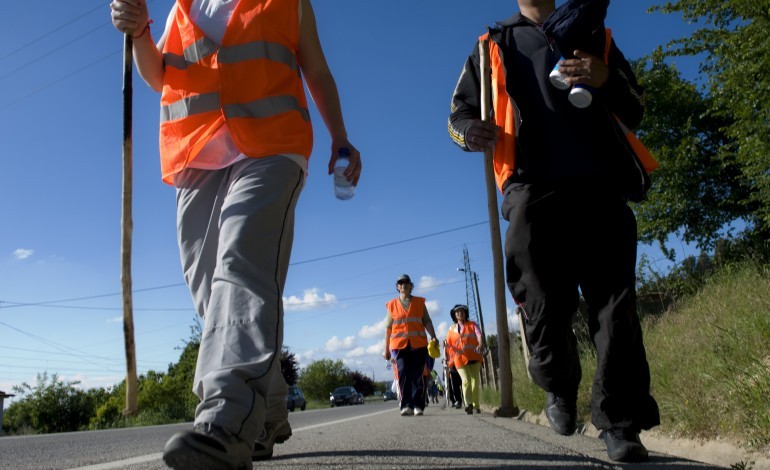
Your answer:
[72,408,397,469]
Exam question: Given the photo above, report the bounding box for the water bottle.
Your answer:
[333,147,355,200]
[548,59,570,90]
[568,84,593,109]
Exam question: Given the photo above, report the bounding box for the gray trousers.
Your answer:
[175,156,304,443]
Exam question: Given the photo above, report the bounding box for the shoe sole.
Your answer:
[163,432,249,470]
[252,422,293,461]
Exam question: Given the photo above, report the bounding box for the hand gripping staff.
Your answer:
[478,39,517,417]
[121,32,138,416]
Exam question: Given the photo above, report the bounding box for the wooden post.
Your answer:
[121,33,138,416]
[479,39,517,418]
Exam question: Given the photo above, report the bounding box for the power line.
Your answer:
[0,2,106,62]
[0,23,109,81]
[0,219,491,310]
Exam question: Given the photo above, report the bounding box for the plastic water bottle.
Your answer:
[333,147,355,200]
[549,59,570,90]
[568,84,593,108]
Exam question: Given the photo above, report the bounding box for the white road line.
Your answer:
[73,453,163,469]
[72,408,396,469]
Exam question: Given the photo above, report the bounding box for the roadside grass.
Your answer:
[482,262,770,452]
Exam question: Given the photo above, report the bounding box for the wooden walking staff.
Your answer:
[478,39,518,417]
[121,32,138,416]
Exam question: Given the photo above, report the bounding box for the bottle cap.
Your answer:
[568,86,592,108]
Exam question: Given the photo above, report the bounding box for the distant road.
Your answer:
[0,401,721,469]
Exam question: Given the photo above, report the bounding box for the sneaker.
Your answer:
[252,419,292,461]
[414,408,424,416]
[602,427,649,462]
[400,407,413,416]
[163,423,252,470]
[545,392,577,436]
[464,405,473,415]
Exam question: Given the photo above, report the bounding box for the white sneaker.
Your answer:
[400,407,413,416]
[414,408,424,416]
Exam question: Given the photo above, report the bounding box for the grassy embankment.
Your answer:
[482,262,770,452]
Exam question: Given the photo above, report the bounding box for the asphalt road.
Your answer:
[0,401,724,469]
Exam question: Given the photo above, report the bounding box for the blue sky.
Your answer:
[0,1,702,401]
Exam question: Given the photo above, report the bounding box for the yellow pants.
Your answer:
[457,362,481,409]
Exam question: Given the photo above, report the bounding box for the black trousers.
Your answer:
[394,346,427,411]
[501,182,660,431]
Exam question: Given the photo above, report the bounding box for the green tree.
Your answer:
[4,373,101,434]
[280,346,300,386]
[639,1,770,247]
[298,359,350,401]
[348,370,375,396]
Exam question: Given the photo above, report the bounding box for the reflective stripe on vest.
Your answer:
[159,0,312,185]
[387,297,428,350]
[482,29,658,192]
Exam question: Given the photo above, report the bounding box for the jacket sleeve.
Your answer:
[600,38,645,130]
[448,44,483,151]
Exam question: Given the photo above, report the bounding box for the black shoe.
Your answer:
[602,427,649,462]
[545,392,577,436]
[464,405,473,415]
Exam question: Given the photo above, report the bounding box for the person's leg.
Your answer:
[450,368,463,407]
[578,197,660,434]
[394,349,410,411]
[184,157,304,444]
[467,362,482,410]
[502,184,582,394]
[456,365,472,412]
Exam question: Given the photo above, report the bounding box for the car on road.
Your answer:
[286,386,306,412]
[329,386,361,407]
[383,390,397,401]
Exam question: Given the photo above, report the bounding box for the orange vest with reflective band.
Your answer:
[446,321,482,368]
[481,29,658,192]
[387,296,428,350]
[159,0,313,184]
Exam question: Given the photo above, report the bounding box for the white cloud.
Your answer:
[417,275,446,290]
[346,347,365,358]
[435,320,450,340]
[107,316,123,323]
[507,307,520,333]
[325,335,357,351]
[283,288,337,311]
[366,343,383,355]
[426,299,441,317]
[358,318,387,339]
[12,249,34,260]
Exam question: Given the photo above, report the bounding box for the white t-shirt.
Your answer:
[178,0,307,175]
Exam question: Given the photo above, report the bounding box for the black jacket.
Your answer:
[448,12,649,200]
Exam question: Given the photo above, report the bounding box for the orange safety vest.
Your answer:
[387,296,429,350]
[446,321,483,368]
[481,29,658,192]
[159,0,313,184]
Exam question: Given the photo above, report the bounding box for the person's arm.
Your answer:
[297,0,361,185]
[422,306,437,341]
[448,43,500,154]
[383,312,393,360]
[474,322,485,350]
[110,0,172,92]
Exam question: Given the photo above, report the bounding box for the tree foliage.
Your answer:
[280,346,300,386]
[298,359,350,401]
[348,370,375,396]
[4,373,103,434]
[637,1,770,249]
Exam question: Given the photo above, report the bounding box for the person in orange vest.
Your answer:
[447,0,659,463]
[445,305,484,415]
[383,274,438,417]
[110,1,361,468]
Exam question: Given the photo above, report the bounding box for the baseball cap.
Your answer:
[396,274,412,284]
